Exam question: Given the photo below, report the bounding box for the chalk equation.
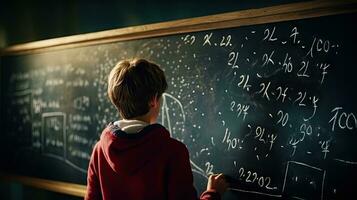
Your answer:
[171,21,356,198]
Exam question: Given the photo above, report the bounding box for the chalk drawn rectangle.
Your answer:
[41,112,66,161]
[282,161,326,200]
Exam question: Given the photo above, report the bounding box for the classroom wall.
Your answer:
[0,0,305,47]
[0,0,305,199]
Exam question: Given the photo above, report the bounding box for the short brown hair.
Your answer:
[107,58,167,119]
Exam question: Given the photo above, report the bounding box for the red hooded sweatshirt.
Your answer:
[85,123,221,200]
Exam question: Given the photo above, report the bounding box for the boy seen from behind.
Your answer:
[85,58,228,200]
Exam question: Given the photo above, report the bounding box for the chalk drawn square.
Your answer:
[41,112,66,160]
[282,161,326,200]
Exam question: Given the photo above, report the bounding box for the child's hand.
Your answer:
[206,173,229,195]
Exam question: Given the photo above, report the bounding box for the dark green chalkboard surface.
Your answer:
[1,2,357,199]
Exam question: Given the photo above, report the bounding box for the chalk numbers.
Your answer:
[220,35,232,47]
[222,128,242,151]
[275,86,288,103]
[276,110,289,127]
[228,51,239,68]
[283,53,293,73]
[230,101,250,120]
[237,75,251,92]
[329,107,357,131]
[290,27,299,44]
[254,126,266,143]
[238,167,277,190]
[300,123,313,136]
[297,60,310,77]
[182,34,195,45]
[294,91,307,107]
[205,162,214,176]
[263,26,277,42]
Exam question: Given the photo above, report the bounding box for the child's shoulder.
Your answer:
[154,125,185,146]
[166,136,190,155]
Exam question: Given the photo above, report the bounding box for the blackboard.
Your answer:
[1,2,357,199]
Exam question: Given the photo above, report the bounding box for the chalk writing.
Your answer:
[238,167,278,190]
[329,107,357,131]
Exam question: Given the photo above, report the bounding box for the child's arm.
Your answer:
[200,174,228,200]
[167,141,228,200]
[166,142,198,200]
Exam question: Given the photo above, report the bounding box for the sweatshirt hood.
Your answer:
[100,123,170,175]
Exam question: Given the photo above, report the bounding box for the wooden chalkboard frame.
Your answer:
[0,174,86,197]
[1,0,357,56]
[0,0,356,197]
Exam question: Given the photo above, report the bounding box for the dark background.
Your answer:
[0,0,307,200]
[0,0,305,48]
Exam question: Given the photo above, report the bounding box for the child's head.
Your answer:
[107,58,167,120]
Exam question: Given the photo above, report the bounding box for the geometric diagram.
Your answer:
[160,93,208,179]
[41,112,87,173]
[282,161,326,200]
[42,112,66,160]
[160,93,186,137]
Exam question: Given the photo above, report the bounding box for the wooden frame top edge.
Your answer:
[1,0,357,55]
